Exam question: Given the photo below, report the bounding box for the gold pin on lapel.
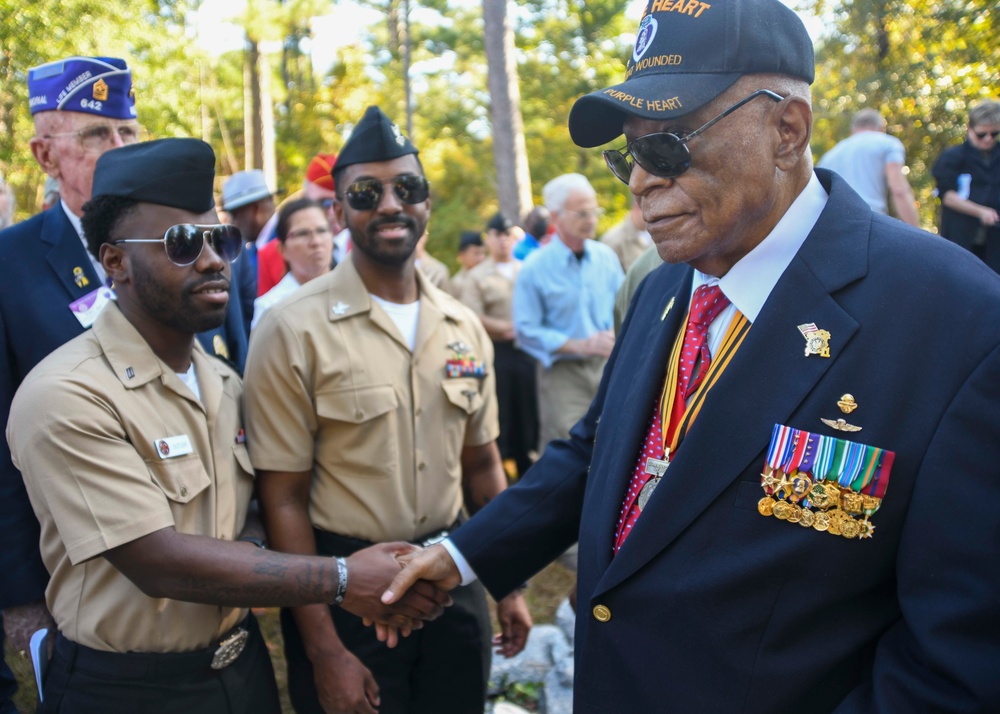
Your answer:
[837,394,858,414]
[73,266,89,288]
[661,296,675,321]
[797,323,830,358]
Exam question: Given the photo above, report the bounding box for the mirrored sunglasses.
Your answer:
[113,224,243,266]
[344,175,430,211]
[603,89,784,184]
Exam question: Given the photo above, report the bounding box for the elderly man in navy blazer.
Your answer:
[0,57,248,705]
[385,2,1000,712]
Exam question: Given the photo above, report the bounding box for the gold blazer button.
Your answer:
[592,604,612,622]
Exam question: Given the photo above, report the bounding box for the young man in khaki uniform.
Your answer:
[460,213,539,478]
[245,106,531,714]
[7,138,446,714]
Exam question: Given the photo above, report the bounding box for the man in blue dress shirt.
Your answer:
[512,173,624,453]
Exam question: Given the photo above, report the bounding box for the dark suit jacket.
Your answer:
[0,205,248,610]
[453,171,1000,713]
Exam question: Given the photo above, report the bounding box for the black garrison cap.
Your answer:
[336,106,419,171]
[458,230,483,250]
[91,138,216,212]
[486,212,513,233]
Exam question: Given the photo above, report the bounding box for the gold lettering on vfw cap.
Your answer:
[650,0,711,17]
[92,78,109,101]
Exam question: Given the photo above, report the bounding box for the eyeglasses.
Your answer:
[320,198,335,210]
[43,123,145,152]
[972,129,1000,140]
[343,175,430,211]
[285,226,331,241]
[562,207,605,221]
[113,224,243,266]
[603,89,784,184]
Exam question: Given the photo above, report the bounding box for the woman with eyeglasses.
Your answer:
[250,197,333,330]
[932,100,1000,271]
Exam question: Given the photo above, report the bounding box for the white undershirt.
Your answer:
[442,171,831,585]
[495,260,518,281]
[176,364,201,401]
[370,295,421,351]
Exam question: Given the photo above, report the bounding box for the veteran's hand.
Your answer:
[311,647,379,714]
[980,206,1000,227]
[3,599,55,654]
[579,330,615,359]
[494,590,532,658]
[343,542,451,635]
[382,543,463,607]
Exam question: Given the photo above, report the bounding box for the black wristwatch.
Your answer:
[239,536,267,549]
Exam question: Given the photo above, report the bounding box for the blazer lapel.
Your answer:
[42,207,101,300]
[587,266,692,574]
[595,173,871,594]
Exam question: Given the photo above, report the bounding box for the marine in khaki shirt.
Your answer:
[247,257,499,542]
[246,105,531,714]
[9,303,253,653]
[460,213,539,479]
[6,138,444,714]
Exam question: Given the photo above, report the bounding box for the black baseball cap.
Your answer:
[568,0,815,147]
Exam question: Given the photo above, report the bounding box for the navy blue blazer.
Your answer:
[0,206,248,610]
[453,171,1000,712]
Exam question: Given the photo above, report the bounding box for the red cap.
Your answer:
[305,152,337,190]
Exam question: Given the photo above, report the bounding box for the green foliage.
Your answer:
[804,0,998,229]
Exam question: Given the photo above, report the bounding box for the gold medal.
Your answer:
[787,504,803,523]
[798,508,815,527]
[827,509,843,535]
[757,497,776,517]
[858,519,875,539]
[812,511,831,532]
[840,518,861,539]
[790,473,813,501]
[861,495,881,512]
[772,500,792,520]
[842,491,864,515]
[637,477,660,511]
[808,481,837,509]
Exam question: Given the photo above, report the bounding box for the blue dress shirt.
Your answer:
[513,235,624,368]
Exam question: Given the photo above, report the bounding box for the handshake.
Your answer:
[343,542,529,656]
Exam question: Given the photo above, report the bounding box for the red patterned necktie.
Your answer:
[613,283,730,553]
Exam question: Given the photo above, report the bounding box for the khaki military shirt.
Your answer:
[417,252,452,294]
[600,217,650,272]
[459,258,520,323]
[245,257,499,543]
[7,304,253,653]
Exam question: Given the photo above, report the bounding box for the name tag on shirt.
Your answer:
[154,434,194,459]
[69,287,114,328]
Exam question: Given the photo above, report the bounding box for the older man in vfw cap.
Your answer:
[385,1,1000,711]
[245,105,531,714]
[6,137,447,714]
[0,59,251,702]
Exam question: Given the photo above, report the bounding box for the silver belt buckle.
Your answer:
[210,627,248,670]
[420,530,448,547]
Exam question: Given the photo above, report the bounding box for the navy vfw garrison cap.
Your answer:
[568,0,814,147]
[91,139,216,213]
[336,106,419,171]
[29,56,136,120]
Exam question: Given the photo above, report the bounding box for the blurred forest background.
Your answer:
[0,0,996,266]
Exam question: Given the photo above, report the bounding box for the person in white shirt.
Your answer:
[251,198,333,330]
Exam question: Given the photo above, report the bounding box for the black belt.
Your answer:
[54,615,257,679]
[313,519,460,557]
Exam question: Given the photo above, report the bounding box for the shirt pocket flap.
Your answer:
[316,385,399,424]
[442,380,484,414]
[146,456,211,504]
[233,443,255,477]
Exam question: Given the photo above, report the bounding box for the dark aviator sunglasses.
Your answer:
[113,224,244,267]
[603,89,784,185]
[344,175,430,211]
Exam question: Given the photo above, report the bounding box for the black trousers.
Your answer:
[39,614,280,714]
[282,530,492,714]
[494,340,539,478]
